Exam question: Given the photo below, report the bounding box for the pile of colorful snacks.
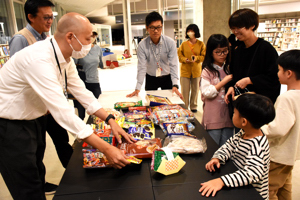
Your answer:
[114,100,143,109]
[148,104,194,124]
[120,106,155,140]
[163,136,207,154]
[146,94,172,106]
[82,102,206,169]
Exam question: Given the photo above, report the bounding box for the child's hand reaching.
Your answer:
[222,74,233,84]
[199,178,225,197]
[205,158,220,172]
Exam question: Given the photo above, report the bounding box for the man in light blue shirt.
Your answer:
[9,1,53,57]
[127,11,183,99]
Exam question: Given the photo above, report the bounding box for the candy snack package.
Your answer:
[128,120,155,140]
[127,156,142,164]
[151,148,186,175]
[128,106,147,112]
[82,129,116,148]
[114,100,143,109]
[122,121,136,129]
[124,110,148,122]
[162,123,189,136]
[149,104,194,124]
[118,138,162,158]
[163,136,207,154]
[146,94,172,106]
[160,119,195,134]
[83,149,111,168]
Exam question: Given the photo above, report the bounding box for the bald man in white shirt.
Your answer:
[0,13,134,200]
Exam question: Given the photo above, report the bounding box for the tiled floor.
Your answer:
[1,52,300,200]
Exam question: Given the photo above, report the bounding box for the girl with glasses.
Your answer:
[200,34,234,146]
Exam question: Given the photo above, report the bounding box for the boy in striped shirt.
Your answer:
[199,94,275,200]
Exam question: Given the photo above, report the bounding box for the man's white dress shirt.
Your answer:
[0,38,102,139]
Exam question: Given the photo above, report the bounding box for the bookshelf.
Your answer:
[258,17,300,51]
[0,44,10,69]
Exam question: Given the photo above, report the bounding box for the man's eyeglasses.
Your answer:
[149,26,162,31]
[43,16,55,21]
[214,49,229,56]
[230,27,245,33]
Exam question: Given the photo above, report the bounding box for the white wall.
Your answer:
[131,25,144,37]
[164,21,175,40]
[246,2,300,15]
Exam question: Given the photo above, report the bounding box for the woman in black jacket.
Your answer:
[224,8,280,104]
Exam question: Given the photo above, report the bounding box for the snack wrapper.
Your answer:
[82,129,116,148]
[124,110,148,122]
[114,100,143,109]
[146,94,172,106]
[126,156,142,164]
[128,106,147,112]
[163,123,189,136]
[163,136,207,154]
[148,104,194,124]
[128,120,155,140]
[122,121,136,129]
[118,138,162,158]
[83,149,111,168]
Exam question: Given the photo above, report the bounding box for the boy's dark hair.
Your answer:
[25,0,54,24]
[277,50,300,80]
[185,24,201,39]
[145,11,163,27]
[202,34,230,77]
[229,8,259,31]
[234,94,275,129]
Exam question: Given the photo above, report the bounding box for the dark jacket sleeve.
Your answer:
[248,40,280,103]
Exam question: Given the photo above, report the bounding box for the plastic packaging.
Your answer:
[163,136,207,154]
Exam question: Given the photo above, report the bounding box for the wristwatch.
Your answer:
[105,114,115,124]
[172,84,179,89]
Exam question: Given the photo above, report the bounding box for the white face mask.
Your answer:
[187,31,195,39]
[69,34,91,59]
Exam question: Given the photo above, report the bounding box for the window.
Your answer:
[14,1,26,32]
[0,0,13,44]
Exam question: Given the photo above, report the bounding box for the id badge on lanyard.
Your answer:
[151,41,162,77]
[156,64,162,77]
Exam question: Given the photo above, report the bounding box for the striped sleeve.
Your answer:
[220,136,270,200]
[212,132,240,164]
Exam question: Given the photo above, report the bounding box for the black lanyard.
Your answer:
[50,38,68,98]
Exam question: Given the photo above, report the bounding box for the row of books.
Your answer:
[0,45,10,69]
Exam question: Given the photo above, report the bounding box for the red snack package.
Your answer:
[128,106,147,112]
[82,129,116,148]
[118,138,162,158]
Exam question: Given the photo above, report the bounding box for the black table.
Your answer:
[54,115,263,200]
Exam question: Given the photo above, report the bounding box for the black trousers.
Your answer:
[145,73,172,91]
[45,114,73,168]
[0,117,46,200]
[73,82,101,120]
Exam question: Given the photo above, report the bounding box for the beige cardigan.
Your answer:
[261,90,300,166]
